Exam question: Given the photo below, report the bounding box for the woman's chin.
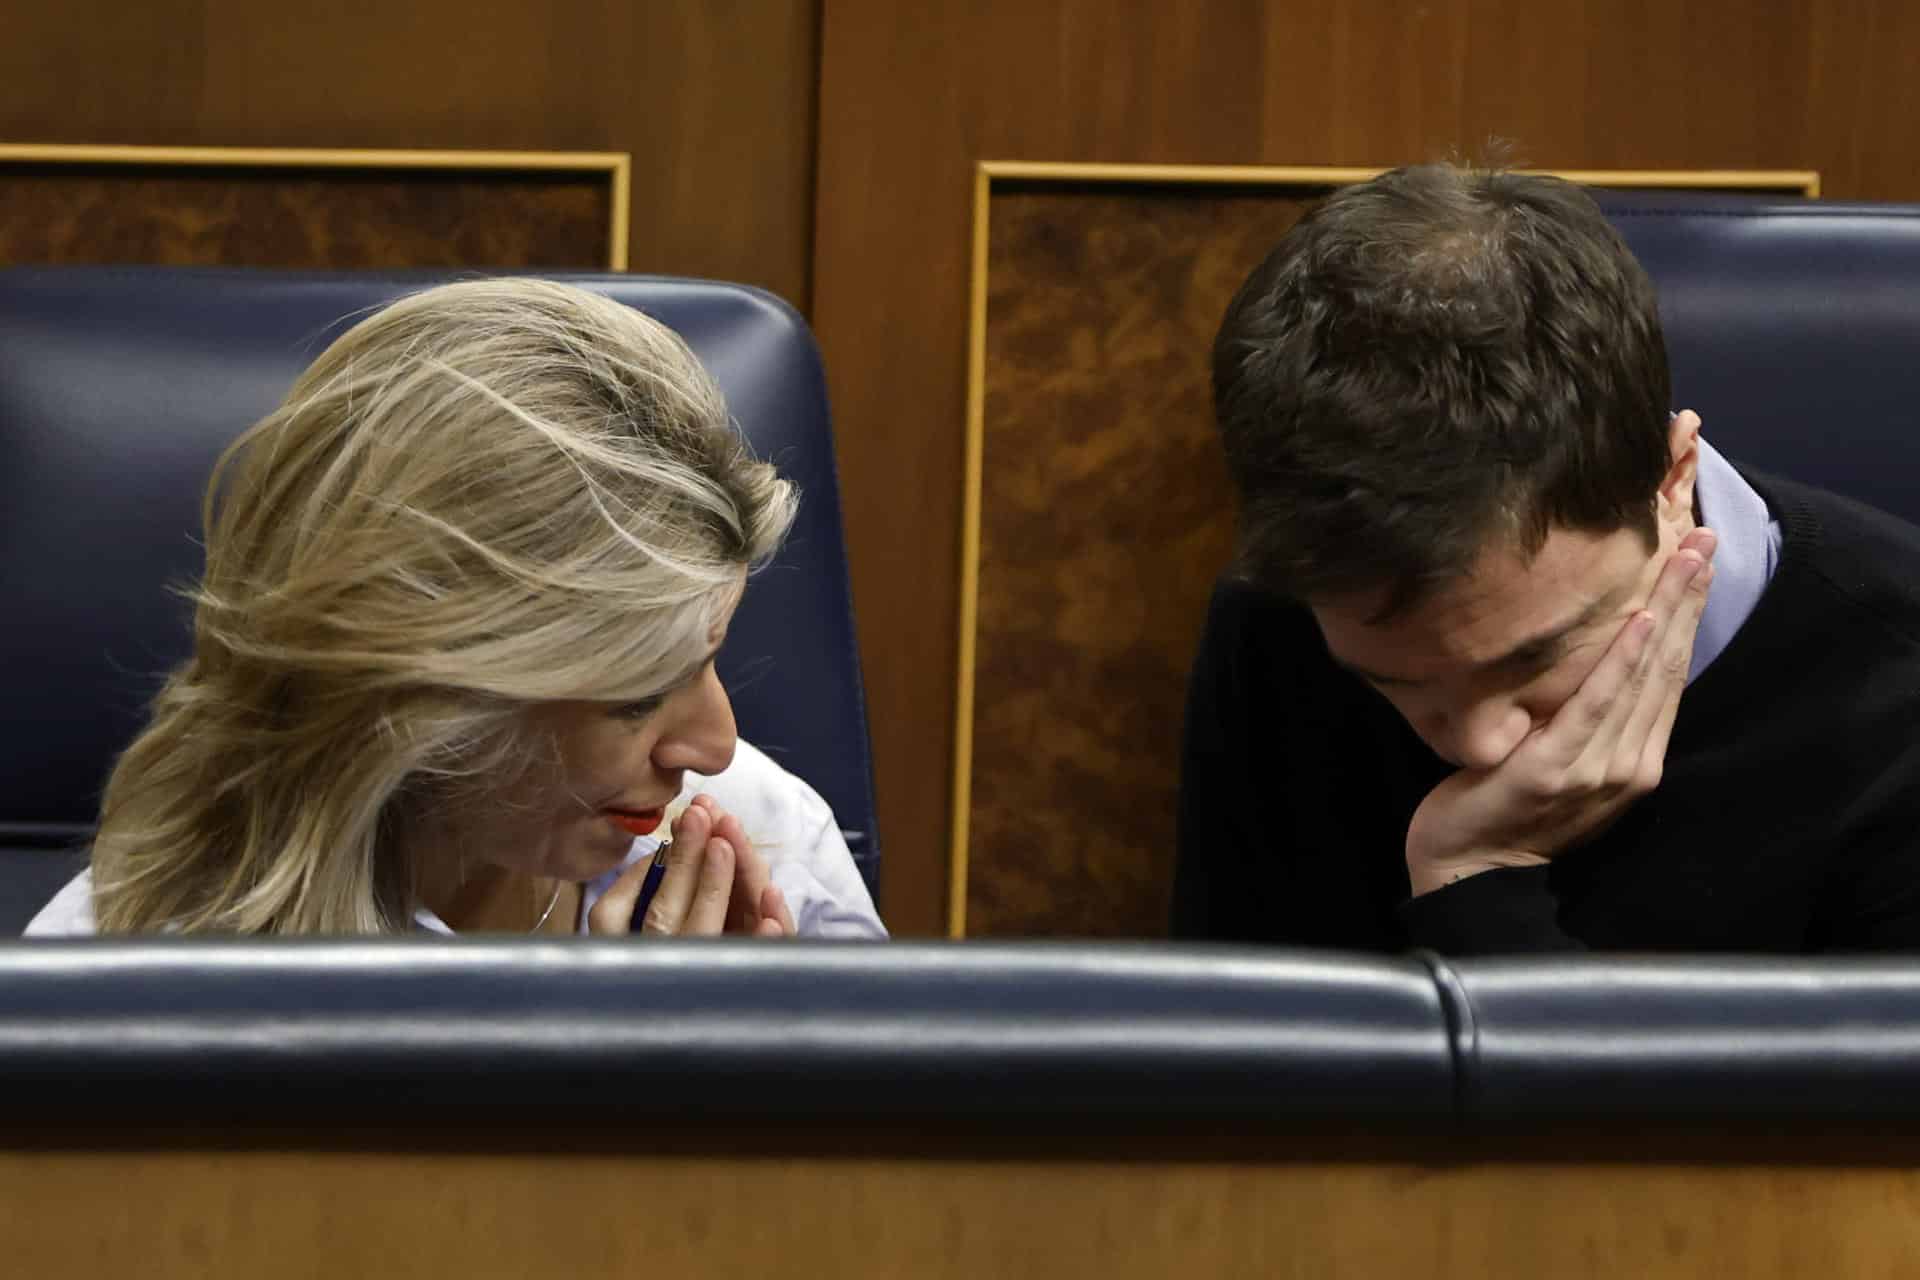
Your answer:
[553,830,640,881]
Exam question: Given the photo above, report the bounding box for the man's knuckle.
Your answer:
[1525,770,1569,801]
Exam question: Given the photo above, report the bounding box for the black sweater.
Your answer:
[1172,473,1920,953]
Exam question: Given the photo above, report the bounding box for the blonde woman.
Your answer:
[26,279,883,938]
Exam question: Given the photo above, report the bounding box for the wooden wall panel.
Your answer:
[814,0,1920,936]
[967,184,1297,936]
[0,0,816,304]
[6,1131,1920,1278]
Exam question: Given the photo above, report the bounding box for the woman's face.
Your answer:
[461,602,742,884]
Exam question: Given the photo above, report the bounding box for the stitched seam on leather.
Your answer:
[1413,948,1478,1126]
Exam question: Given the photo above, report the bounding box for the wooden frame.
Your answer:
[949,161,1822,938]
[0,143,633,270]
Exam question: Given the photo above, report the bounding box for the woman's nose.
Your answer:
[653,666,737,777]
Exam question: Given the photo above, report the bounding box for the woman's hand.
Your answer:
[586,794,796,936]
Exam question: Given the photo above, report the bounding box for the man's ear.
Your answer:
[1657,409,1702,522]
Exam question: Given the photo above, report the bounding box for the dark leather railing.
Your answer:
[1432,953,1920,1122]
[4,940,1917,1127]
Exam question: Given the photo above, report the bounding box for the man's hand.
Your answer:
[1404,527,1718,896]
[587,794,796,936]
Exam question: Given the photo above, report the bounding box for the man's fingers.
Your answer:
[1534,606,1656,770]
[1621,555,1716,769]
[1535,525,1718,776]
[1612,537,1720,759]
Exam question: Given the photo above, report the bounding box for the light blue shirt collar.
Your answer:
[1688,435,1780,682]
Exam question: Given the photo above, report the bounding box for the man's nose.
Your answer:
[1430,700,1532,770]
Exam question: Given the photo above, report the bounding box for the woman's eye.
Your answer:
[611,696,665,721]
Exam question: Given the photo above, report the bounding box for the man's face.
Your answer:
[1310,515,1687,770]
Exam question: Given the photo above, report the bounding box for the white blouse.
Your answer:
[25,739,886,939]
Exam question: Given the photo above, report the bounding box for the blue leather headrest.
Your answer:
[1597,191,1920,526]
[0,269,878,892]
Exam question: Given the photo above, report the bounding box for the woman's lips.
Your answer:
[603,807,665,837]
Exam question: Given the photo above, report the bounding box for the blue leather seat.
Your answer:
[0,268,879,929]
[1596,190,1920,527]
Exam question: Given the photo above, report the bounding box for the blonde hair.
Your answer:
[91,279,796,933]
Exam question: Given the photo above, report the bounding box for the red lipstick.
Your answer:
[604,807,664,837]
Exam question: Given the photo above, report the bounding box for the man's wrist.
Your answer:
[1406,849,1550,898]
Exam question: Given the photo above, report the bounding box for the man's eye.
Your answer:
[610,696,665,721]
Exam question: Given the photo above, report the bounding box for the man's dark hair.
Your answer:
[1212,163,1672,616]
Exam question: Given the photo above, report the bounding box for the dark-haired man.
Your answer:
[1174,164,1920,953]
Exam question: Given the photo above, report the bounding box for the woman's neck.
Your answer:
[408,824,575,934]
[425,862,577,933]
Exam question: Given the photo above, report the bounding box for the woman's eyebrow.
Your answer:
[672,642,727,688]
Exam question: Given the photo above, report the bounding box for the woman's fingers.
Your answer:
[713,811,773,930]
[631,804,713,934]
[593,795,796,939]
[584,847,660,934]
[681,835,735,934]
[761,883,796,936]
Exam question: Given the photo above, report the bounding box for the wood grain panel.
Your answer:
[0,0,816,304]
[5,1137,1920,1278]
[815,0,1920,936]
[966,184,1311,936]
[0,164,609,269]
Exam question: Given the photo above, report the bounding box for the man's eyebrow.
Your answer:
[1485,587,1629,671]
[1332,586,1629,688]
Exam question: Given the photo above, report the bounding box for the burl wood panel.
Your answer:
[967,184,1325,937]
[0,165,610,269]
